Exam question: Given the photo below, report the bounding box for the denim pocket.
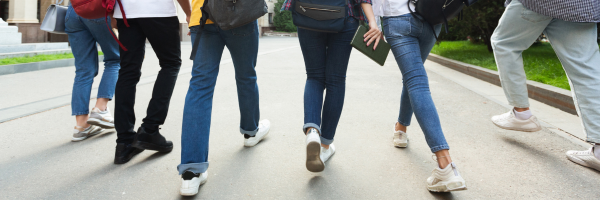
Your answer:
[521,7,552,23]
[383,17,411,38]
[231,22,256,37]
[88,18,107,25]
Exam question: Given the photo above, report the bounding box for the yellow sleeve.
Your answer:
[189,0,213,27]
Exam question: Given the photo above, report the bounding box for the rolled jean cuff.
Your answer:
[72,111,89,116]
[303,123,321,134]
[430,144,450,153]
[96,95,113,100]
[177,162,209,175]
[320,136,334,145]
[587,137,600,144]
[509,102,530,109]
[240,127,258,136]
[397,120,410,127]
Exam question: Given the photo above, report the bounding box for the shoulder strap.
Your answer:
[407,0,439,41]
[190,0,210,60]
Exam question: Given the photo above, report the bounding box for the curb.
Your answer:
[0,55,104,76]
[427,54,577,115]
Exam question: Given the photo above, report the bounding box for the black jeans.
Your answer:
[114,17,181,144]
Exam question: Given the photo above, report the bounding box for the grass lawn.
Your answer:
[430,41,599,90]
[0,52,104,66]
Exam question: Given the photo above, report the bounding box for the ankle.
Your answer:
[513,108,533,120]
[395,122,407,132]
[321,144,329,149]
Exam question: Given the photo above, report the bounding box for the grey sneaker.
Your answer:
[87,107,114,129]
[72,125,103,142]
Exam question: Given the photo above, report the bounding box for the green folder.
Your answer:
[350,25,391,66]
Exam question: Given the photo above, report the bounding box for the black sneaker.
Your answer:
[114,143,144,164]
[131,127,173,153]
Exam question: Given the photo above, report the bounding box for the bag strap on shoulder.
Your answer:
[190,0,210,60]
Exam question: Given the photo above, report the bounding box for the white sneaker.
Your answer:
[491,110,542,132]
[427,162,467,192]
[320,144,335,163]
[244,119,270,147]
[305,128,324,172]
[87,107,115,129]
[180,171,208,196]
[393,126,408,148]
[566,148,600,171]
[72,125,103,142]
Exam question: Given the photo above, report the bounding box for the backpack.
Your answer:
[71,0,129,50]
[291,0,348,33]
[408,0,478,35]
[190,0,268,59]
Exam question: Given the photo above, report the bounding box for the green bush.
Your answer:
[273,0,297,32]
[438,0,506,52]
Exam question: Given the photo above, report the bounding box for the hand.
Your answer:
[187,31,191,36]
[363,23,382,50]
[111,18,118,30]
[186,16,190,25]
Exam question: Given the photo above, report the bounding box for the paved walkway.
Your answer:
[1,37,599,199]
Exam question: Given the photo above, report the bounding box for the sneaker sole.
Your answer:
[394,142,408,148]
[180,178,208,196]
[132,140,173,153]
[492,121,542,132]
[306,141,324,172]
[566,154,600,171]
[71,128,104,142]
[427,181,468,192]
[87,118,115,129]
[244,128,270,147]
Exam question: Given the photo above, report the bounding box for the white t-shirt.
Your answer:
[113,0,177,19]
[372,0,415,17]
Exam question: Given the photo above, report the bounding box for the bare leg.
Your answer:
[75,115,90,128]
[94,98,110,111]
[514,107,529,112]
[434,150,453,168]
[395,122,407,132]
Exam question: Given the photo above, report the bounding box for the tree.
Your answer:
[273,0,297,32]
[438,0,506,52]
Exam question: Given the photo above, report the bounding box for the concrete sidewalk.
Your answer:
[0,37,598,199]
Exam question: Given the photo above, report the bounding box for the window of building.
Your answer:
[269,13,273,24]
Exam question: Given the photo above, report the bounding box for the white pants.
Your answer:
[491,0,600,143]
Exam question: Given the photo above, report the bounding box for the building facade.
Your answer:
[0,0,275,43]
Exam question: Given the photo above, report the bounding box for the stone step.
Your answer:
[0,33,22,45]
[0,26,18,33]
[0,42,69,54]
[0,49,72,59]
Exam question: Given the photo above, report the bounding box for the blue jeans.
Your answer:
[65,5,120,116]
[383,14,449,153]
[178,21,260,174]
[298,17,358,145]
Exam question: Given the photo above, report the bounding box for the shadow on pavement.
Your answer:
[430,192,455,200]
[0,130,115,185]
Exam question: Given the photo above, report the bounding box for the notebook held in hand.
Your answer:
[350,25,391,66]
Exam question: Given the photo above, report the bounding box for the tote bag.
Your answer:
[40,0,68,34]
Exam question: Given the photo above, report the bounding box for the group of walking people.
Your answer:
[63,0,600,196]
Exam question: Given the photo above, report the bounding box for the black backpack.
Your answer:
[408,0,478,35]
[190,0,268,60]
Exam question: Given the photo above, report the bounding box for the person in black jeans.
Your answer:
[112,0,191,164]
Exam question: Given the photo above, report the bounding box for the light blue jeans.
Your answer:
[178,21,260,175]
[65,5,120,116]
[491,0,600,143]
[383,14,450,153]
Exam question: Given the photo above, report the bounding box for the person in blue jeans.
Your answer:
[373,0,467,192]
[65,5,120,142]
[282,0,380,173]
[177,8,271,195]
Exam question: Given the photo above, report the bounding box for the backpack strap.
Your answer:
[190,0,210,60]
[407,0,440,41]
[104,0,129,51]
